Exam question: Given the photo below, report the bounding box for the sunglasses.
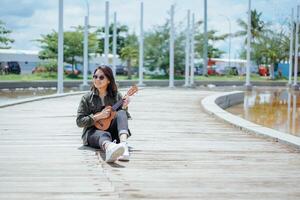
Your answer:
[93,75,106,80]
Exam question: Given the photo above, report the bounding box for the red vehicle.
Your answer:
[207,67,217,75]
[207,59,217,75]
[259,65,269,76]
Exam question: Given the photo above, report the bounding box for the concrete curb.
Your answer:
[0,91,86,108]
[0,87,138,108]
[0,80,289,89]
[201,91,300,148]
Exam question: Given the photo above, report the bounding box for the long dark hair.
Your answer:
[91,65,118,98]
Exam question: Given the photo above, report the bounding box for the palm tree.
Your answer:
[95,24,129,55]
[194,24,228,59]
[235,9,270,44]
[120,46,138,79]
[120,33,138,79]
[255,30,289,79]
[0,20,14,49]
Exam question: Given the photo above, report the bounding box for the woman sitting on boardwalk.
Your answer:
[76,66,131,163]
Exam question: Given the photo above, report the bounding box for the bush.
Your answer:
[35,59,57,73]
[32,66,47,73]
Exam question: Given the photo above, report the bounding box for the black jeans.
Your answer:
[87,110,129,150]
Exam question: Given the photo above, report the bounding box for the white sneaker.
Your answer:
[105,142,125,163]
[118,142,130,161]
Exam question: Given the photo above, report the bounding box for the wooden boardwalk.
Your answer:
[0,87,300,200]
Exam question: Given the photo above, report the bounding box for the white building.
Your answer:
[0,49,123,74]
[0,49,40,74]
[208,58,258,75]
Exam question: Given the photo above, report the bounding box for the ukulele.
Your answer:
[94,85,138,131]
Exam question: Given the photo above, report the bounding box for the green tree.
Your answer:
[144,19,226,75]
[144,22,184,74]
[120,33,138,79]
[0,20,14,49]
[254,30,289,79]
[95,24,129,55]
[235,9,270,44]
[236,9,275,73]
[37,28,98,71]
[194,21,227,59]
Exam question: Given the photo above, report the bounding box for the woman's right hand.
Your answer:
[93,106,112,121]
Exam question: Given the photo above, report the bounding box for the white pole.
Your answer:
[57,0,64,94]
[203,0,208,76]
[104,1,109,65]
[113,12,117,78]
[219,15,231,68]
[80,0,89,90]
[169,4,175,88]
[190,13,195,86]
[293,5,299,89]
[228,17,231,68]
[83,16,88,86]
[288,8,294,86]
[245,0,252,88]
[292,94,297,133]
[184,10,190,86]
[287,92,291,133]
[244,93,249,120]
[138,1,144,86]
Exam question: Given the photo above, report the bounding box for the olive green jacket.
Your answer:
[76,89,130,145]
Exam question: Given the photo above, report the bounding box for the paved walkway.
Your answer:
[0,88,300,200]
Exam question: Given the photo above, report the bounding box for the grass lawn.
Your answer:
[0,73,84,81]
[0,73,289,82]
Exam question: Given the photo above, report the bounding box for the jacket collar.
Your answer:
[92,87,99,96]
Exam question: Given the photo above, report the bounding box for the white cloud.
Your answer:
[0,0,297,58]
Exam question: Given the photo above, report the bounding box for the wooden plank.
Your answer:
[0,88,300,199]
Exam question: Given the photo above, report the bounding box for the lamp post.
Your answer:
[288,8,294,87]
[190,13,195,86]
[113,12,117,78]
[169,4,175,88]
[203,0,208,76]
[184,10,190,87]
[219,14,232,69]
[80,0,90,90]
[138,1,145,86]
[57,0,64,94]
[293,5,299,90]
[245,0,252,90]
[104,1,109,65]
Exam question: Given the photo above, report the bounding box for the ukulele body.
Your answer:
[95,108,117,130]
[94,85,138,131]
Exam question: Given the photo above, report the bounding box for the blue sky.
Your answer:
[0,0,299,58]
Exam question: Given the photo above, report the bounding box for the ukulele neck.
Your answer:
[111,99,124,111]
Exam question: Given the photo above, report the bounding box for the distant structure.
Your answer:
[0,49,122,75]
[0,49,40,74]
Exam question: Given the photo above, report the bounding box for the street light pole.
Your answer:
[245,0,252,89]
[81,0,89,90]
[104,1,109,65]
[184,10,190,87]
[228,19,231,69]
[138,1,145,86]
[293,5,299,90]
[169,4,175,88]
[226,17,232,68]
[203,0,208,76]
[57,0,64,94]
[113,12,117,78]
[220,15,231,68]
[288,8,294,87]
[190,13,195,86]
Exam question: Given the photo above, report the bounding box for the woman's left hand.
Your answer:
[122,96,130,109]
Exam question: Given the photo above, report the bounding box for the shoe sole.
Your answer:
[118,155,130,161]
[105,146,125,163]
